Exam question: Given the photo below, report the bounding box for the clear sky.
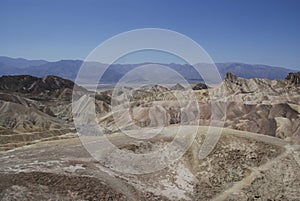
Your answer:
[0,0,300,69]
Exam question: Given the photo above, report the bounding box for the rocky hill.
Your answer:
[0,75,84,151]
[0,75,73,92]
[93,72,300,143]
[1,71,299,150]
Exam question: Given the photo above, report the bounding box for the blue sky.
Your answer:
[0,0,300,69]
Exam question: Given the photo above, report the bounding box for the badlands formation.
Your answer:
[0,72,299,200]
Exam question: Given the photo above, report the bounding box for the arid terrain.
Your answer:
[0,72,300,200]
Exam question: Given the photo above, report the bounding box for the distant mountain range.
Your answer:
[0,56,297,84]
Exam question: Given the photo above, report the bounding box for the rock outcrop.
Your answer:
[286,71,300,85]
[170,83,185,90]
[192,83,208,90]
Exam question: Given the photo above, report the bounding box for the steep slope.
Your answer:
[0,100,74,151]
[0,100,67,132]
[0,75,83,150]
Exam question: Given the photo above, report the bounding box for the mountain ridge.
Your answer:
[0,56,297,83]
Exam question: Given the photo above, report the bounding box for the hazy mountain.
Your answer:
[0,56,48,69]
[216,62,296,80]
[0,56,297,83]
[22,60,83,81]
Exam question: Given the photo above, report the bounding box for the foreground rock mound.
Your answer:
[0,127,299,200]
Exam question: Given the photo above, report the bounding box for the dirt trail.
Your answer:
[211,130,299,201]
[211,150,290,201]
